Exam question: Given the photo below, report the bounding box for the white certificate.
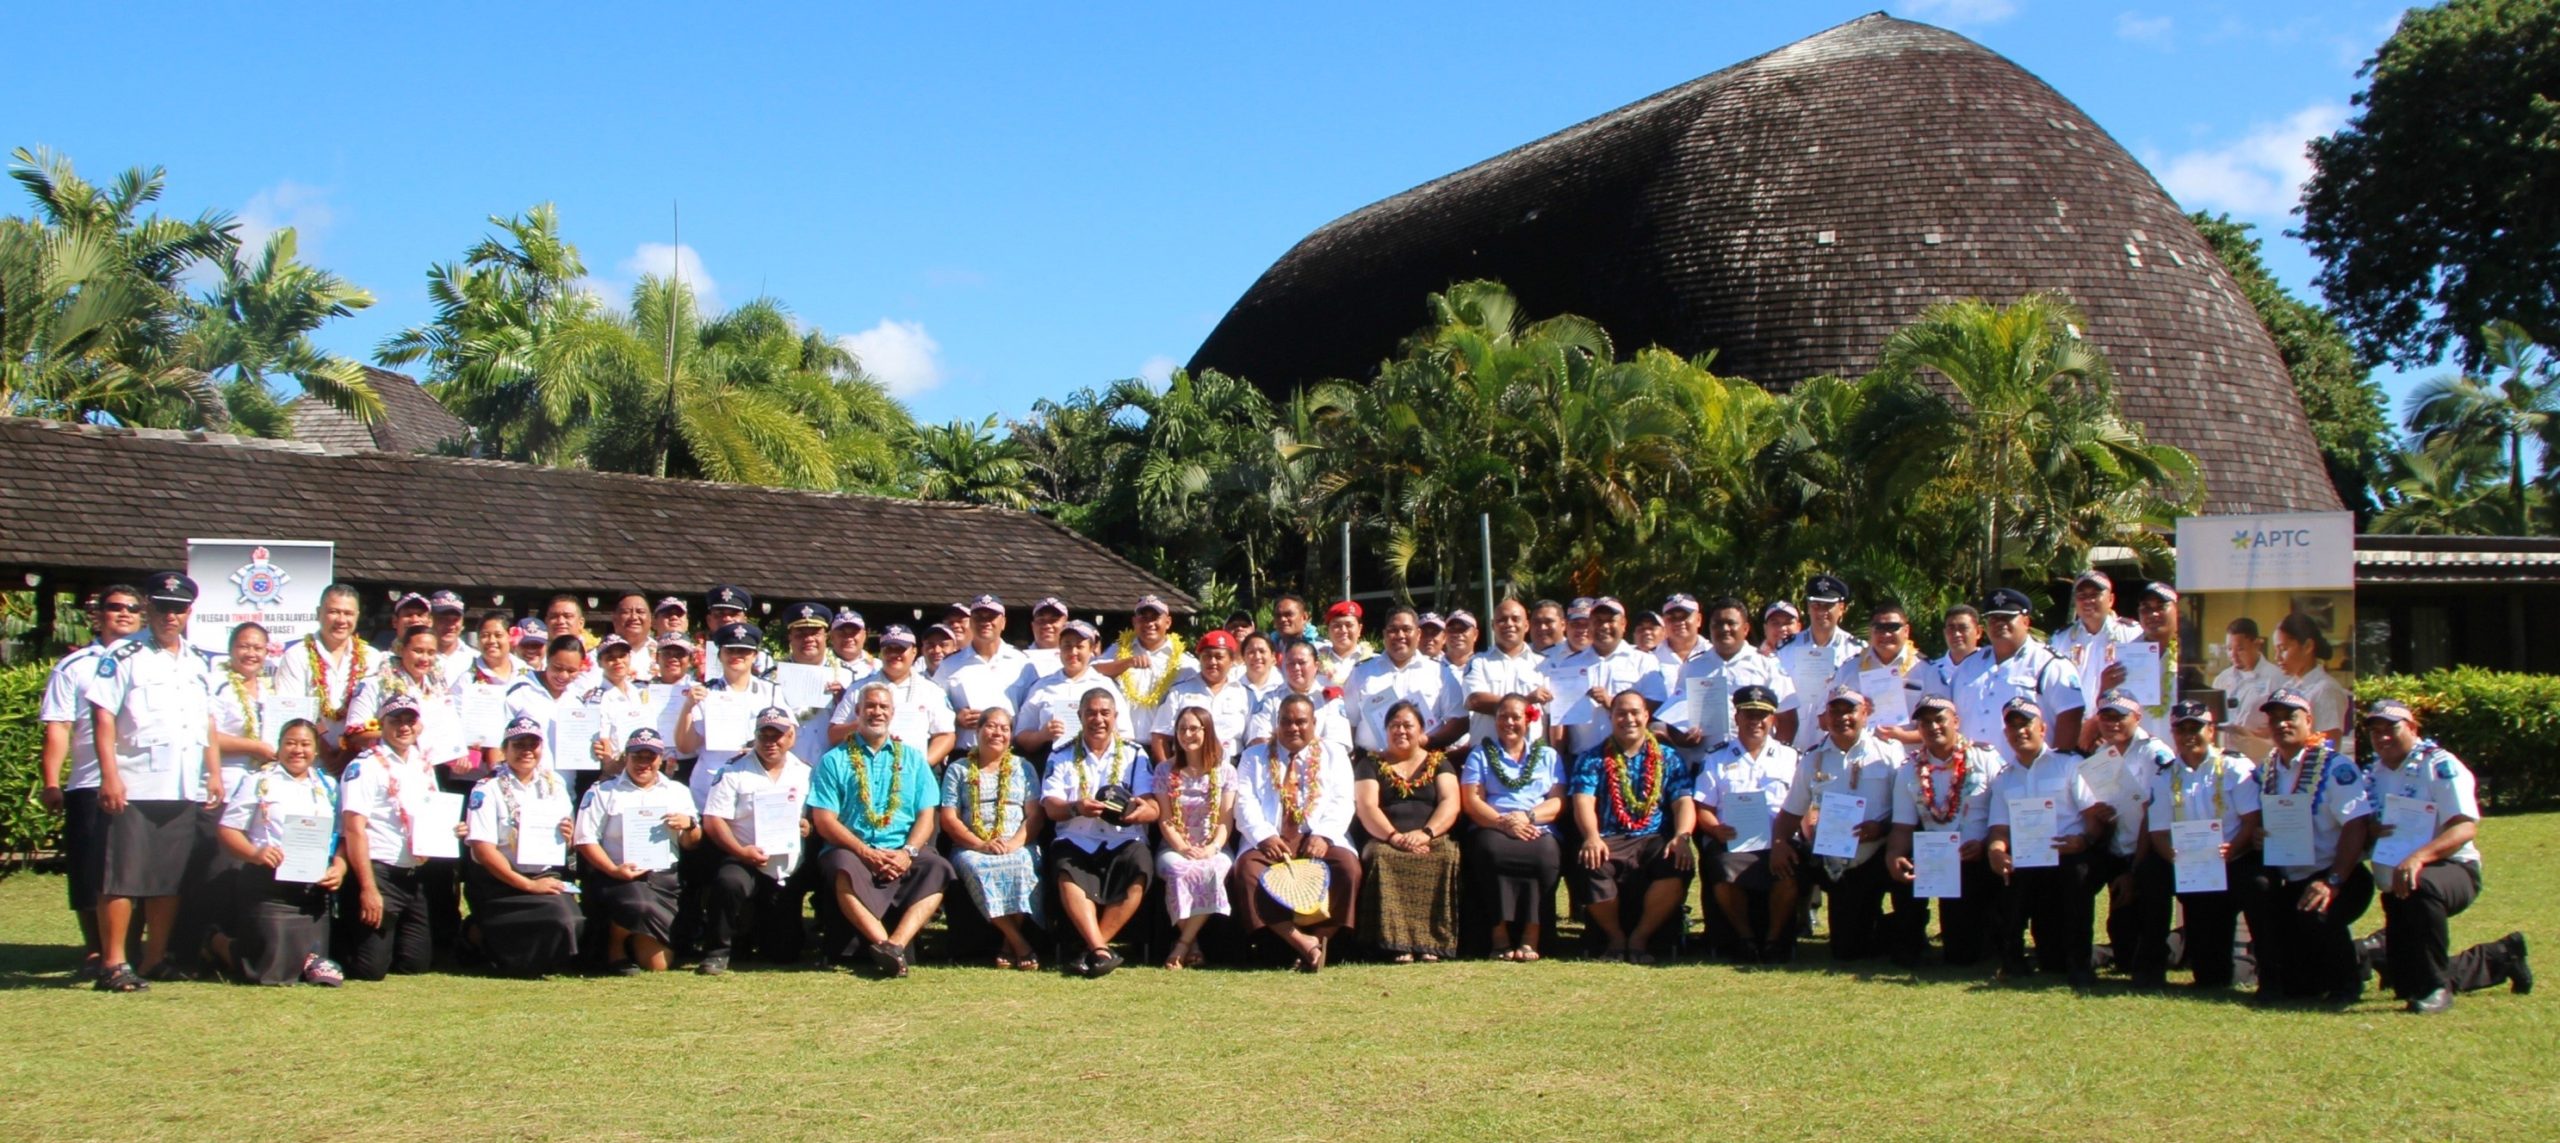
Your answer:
[651,686,690,746]
[2170,818,2227,893]
[513,809,568,868]
[413,693,463,760]
[409,791,466,860]
[2007,797,2060,868]
[551,704,601,772]
[2115,641,2164,707]
[1913,829,1962,899]
[2372,794,2438,869]
[1722,789,1771,853]
[1687,677,1730,745]
[1790,655,1835,715]
[460,685,509,748]
[621,807,677,871]
[1811,792,1867,859]
[273,813,335,882]
[700,693,753,753]
[262,696,317,746]
[1547,666,1595,727]
[1859,667,1909,726]
[2261,794,2314,867]
[774,663,833,717]
[749,789,798,880]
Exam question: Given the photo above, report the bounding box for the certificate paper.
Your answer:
[1811,792,1866,859]
[551,704,601,772]
[1859,667,1908,726]
[410,792,466,859]
[2115,641,2163,707]
[1790,655,1835,716]
[513,809,568,868]
[2372,795,2438,869]
[700,693,752,753]
[749,790,798,880]
[1687,677,1730,746]
[774,663,833,717]
[273,813,335,882]
[2260,794,2314,867]
[460,685,509,748]
[1913,830,1962,899]
[2007,797,2060,868]
[1722,789,1771,853]
[622,808,677,871]
[651,686,690,746]
[2170,819,2226,893]
[262,696,317,747]
[1547,666,1595,727]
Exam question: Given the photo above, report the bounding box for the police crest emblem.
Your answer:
[230,546,289,607]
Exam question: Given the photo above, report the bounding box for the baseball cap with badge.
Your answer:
[2170,698,2214,726]
[624,727,667,755]
[707,585,753,613]
[429,590,467,615]
[969,593,1006,614]
[1417,612,1445,630]
[1805,574,1850,604]
[1979,588,2034,618]
[1662,593,1700,615]
[513,618,550,646]
[1591,596,1626,616]
[1912,693,1957,718]
[2139,582,2180,604]
[831,607,866,630]
[2095,688,2143,718]
[1825,682,1867,708]
[1445,608,1477,630]
[1133,594,1170,616]
[754,706,798,734]
[378,692,423,720]
[713,622,763,651]
[2074,569,2114,590]
[2363,698,2415,725]
[2001,694,2042,720]
[879,624,919,648]
[1733,683,1780,713]
[1764,599,1800,619]
[502,715,546,744]
[1032,596,1069,618]
[145,571,199,606]
[1062,619,1099,642]
[655,596,688,616]
[2260,687,2314,714]
[394,592,430,614]
[596,634,633,656]
[786,602,831,630]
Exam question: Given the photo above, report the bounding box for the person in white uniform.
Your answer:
[1163,629,1256,761]
[828,625,954,766]
[1952,589,2084,765]
[1462,598,1554,750]
[1986,697,2105,987]
[2128,699,2259,991]
[1775,574,1867,752]
[2360,699,2531,1012]
[1096,594,1197,764]
[2240,687,2374,1005]
[40,587,145,980]
[2049,569,2143,676]
[1885,695,2000,968]
[1691,684,1802,963]
[1016,620,1130,758]
[573,727,697,973]
[696,707,813,974]
[1344,607,1468,754]
[1774,683,1902,963]
[933,593,1039,755]
[84,572,221,992]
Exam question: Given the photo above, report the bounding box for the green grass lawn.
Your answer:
[3,815,2555,1141]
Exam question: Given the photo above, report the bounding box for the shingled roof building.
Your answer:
[288,366,472,455]
[0,417,1190,650]
[1189,13,2340,514]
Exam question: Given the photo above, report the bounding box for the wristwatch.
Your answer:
[2323,872,2345,888]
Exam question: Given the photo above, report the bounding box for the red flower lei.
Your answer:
[1915,749,1968,823]
[309,638,369,722]
[1602,734,1667,833]
[1273,744,1323,827]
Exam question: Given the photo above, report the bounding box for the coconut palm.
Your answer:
[911,414,1038,509]
[185,227,382,431]
[2405,320,2557,534]
[2371,437,2521,535]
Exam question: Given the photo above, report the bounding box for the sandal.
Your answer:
[1516,946,1541,963]
[96,963,147,993]
[1391,953,1415,965]
[1183,945,1204,968]
[1015,955,1040,973]
[993,954,1017,971]
[1164,940,1193,971]
[1418,954,1440,963]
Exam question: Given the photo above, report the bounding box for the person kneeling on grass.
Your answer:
[462,717,580,977]
[1233,694,1360,972]
[1570,690,1696,964]
[214,719,346,986]
[1692,686,1800,963]
[808,683,951,978]
[574,728,698,974]
[2360,699,2531,1013]
[1042,688,1161,977]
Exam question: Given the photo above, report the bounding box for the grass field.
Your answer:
[2,816,2555,1141]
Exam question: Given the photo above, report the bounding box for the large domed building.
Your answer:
[1188,13,2340,513]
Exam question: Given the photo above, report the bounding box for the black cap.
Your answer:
[1979,588,2033,617]
[712,622,763,650]
[707,584,753,612]
[1805,573,1850,604]
[785,602,831,629]
[2169,698,2213,725]
[145,571,199,605]
[1732,684,1780,713]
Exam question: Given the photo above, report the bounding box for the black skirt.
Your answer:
[586,869,681,947]
[1467,829,1560,927]
[102,800,197,898]
[463,860,581,976]
[233,864,333,984]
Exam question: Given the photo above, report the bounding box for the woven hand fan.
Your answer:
[1260,857,1331,924]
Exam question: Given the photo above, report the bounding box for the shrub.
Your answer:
[0,661,59,858]
[2360,667,2560,812]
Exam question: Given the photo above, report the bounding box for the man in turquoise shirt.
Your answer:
[808,682,949,976]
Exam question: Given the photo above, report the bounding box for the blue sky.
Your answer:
[2,0,2424,424]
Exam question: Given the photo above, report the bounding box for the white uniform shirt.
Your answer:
[2050,614,2143,677]
[464,768,577,867]
[1667,645,1794,760]
[1343,651,1464,753]
[2366,741,2481,870]
[2085,735,2174,856]
[499,676,575,772]
[2145,748,2261,844]
[339,744,438,868]
[1550,643,1668,757]
[1890,744,2001,844]
[350,668,467,764]
[1244,687,1354,756]
[1920,648,1983,702]
[573,772,697,866]
[582,679,663,761]
[2280,663,2353,742]
[1460,645,1550,745]
[1776,628,1867,751]
[1164,676,1256,761]
[219,766,339,852]
[830,671,954,755]
[1040,738,1157,851]
[435,646,477,688]
[701,755,812,880]
[1025,645,1063,678]
[1018,669,1131,746]
[41,641,115,790]
[1235,740,1356,848]
[83,637,215,802]
[1694,738,1798,836]
[1100,639,1198,746]
[1986,748,2095,843]
[1952,642,2081,764]
[272,636,377,752]
[932,642,1039,751]
[2256,744,2371,881]
[1783,733,1903,865]
[2210,658,2283,744]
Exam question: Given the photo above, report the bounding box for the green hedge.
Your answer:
[0,661,56,858]
[2360,667,2560,812]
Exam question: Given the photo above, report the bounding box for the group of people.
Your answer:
[32,571,2530,1013]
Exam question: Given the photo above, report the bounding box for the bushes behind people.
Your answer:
[2360,667,2560,811]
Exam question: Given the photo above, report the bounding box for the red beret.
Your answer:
[1326,600,1363,621]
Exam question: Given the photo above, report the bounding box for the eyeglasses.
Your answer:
[97,602,141,615]
[1871,621,1906,634]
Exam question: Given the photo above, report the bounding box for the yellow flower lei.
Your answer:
[307,637,370,722]
[225,669,264,754]
[1114,631,1187,709]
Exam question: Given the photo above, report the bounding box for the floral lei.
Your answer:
[1072,736,1126,801]
[1602,734,1668,833]
[1376,750,1442,798]
[225,668,264,754]
[308,637,370,722]
[1272,743,1322,826]
[851,738,904,831]
[966,755,1015,843]
[1167,764,1223,846]
[1479,737,1551,792]
[1115,632,1187,709]
[1914,748,1968,823]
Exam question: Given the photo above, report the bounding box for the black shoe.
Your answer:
[2326,983,2366,1007]
[868,941,908,978]
[694,954,731,977]
[2506,932,2532,995]
[1085,947,1122,978]
[141,961,192,983]
[2068,969,2099,991]
[608,960,641,977]
[95,964,147,993]
[2407,987,2454,1015]
[1067,950,1093,976]
[2354,931,2386,981]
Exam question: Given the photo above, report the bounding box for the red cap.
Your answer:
[1197,630,1239,653]
[1326,600,1363,621]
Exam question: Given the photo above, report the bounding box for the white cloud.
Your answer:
[2115,11,2173,46]
[2155,103,2348,218]
[839,319,946,397]
[1138,354,1179,386]
[232,180,333,258]
[1896,0,2019,27]
[616,242,719,310]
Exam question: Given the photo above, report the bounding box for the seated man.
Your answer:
[1570,690,1697,963]
[696,708,813,975]
[1233,694,1361,972]
[1040,687,1161,977]
[1692,685,1797,962]
[808,682,951,978]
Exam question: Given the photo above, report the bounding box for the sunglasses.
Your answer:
[1871,621,1906,634]
[98,602,142,615]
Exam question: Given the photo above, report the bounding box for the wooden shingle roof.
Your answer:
[287,366,471,455]
[1188,13,2341,514]
[0,417,1191,615]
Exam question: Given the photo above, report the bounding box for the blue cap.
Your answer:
[880,624,918,648]
[968,593,1005,613]
[145,571,199,605]
[2260,687,2313,714]
[428,590,467,614]
[707,585,752,612]
[786,602,831,629]
[831,607,866,630]
[712,622,763,650]
[1980,588,2033,617]
[2363,698,2414,724]
[2096,688,2143,717]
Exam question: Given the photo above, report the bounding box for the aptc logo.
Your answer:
[2230,528,2315,551]
[229,545,290,607]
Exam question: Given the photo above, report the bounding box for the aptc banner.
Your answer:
[2174,512,2355,592]
[186,539,334,655]
[2174,512,2357,756]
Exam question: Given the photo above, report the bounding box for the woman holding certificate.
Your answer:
[214,719,346,986]
[462,716,581,977]
[1352,702,1462,964]
[574,728,697,973]
[1460,694,1565,962]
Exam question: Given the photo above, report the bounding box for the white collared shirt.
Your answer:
[573,772,698,867]
[1460,644,1550,745]
[2256,744,2371,880]
[1550,642,1668,757]
[1101,638,1199,743]
[1244,687,1354,756]
[1776,627,1867,750]
[1165,675,1256,761]
[39,641,113,790]
[1952,641,2080,764]
[1986,748,2095,841]
[933,641,1040,750]
[1890,744,2001,843]
[1040,737,1157,851]
[220,766,338,852]
[340,744,437,868]
[1235,739,1356,848]
[1695,738,1798,832]
[83,636,214,802]
[1667,645,1794,760]
[2145,748,2261,842]
[1344,651,1464,752]
[702,755,812,880]
[2367,742,2481,870]
[1783,733,1903,864]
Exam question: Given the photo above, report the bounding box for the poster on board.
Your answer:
[186,539,334,656]
[2174,513,2355,758]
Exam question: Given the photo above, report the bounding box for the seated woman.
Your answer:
[1460,694,1565,961]
[1232,694,1360,972]
[941,706,1043,971]
[1353,702,1462,964]
[214,719,346,985]
[573,728,699,973]
[462,716,581,977]
[1155,706,1238,969]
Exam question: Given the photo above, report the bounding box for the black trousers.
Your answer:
[2244,864,2375,999]
[2381,860,2490,999]
[336,862,435,981]
[703,860,806,962]
[2001,852,2097,976]
[1888,859,1999,966]
[1819,853,1894,961]
[2131,850,2258,986]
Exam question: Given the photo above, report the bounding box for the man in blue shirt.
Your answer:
[807,681,949,977]
[1570,689,1697,964]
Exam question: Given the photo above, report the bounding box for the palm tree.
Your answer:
[185,228,382,431]
[911,414,1038,509]
[2406,320,2557,534]
[2371,437,2520,535]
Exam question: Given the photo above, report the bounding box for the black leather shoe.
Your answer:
[2407,988,2454,1015]
[2507,932,2532,995]
[694,954,730,976]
